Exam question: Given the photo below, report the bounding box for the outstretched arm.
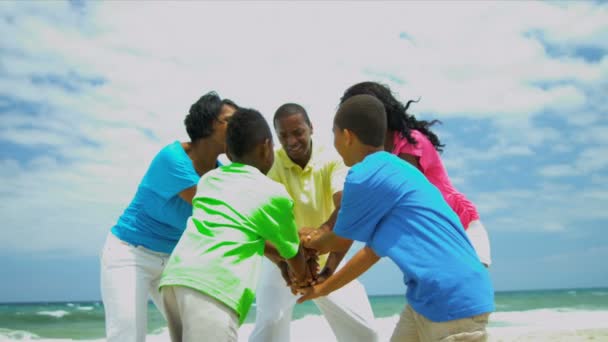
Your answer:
[297,246,380,303]
[302,230,353,254]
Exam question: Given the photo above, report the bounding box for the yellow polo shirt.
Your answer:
[268,143,348,233]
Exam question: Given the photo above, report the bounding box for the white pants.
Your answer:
[249,258,378,342]
[162,286,239,342]
[100,233,170,342]
[467,220,492,267]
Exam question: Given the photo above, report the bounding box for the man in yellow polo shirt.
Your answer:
[249,103,378,342]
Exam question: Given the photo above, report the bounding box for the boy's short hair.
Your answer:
[334,94,387,147]
[273,103,312,128]
[227,108,273,158]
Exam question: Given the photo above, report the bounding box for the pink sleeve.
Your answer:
[392,130,435,172]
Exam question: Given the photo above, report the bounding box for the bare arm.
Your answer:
[178,186,197,204]
[318,192,342,232]
[298,246,380,303]
[303,231,353,254]
[285,246,309,284]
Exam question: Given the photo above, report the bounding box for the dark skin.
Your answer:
[178,104,237,204]
[271,112,350,290]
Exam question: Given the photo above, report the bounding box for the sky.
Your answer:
[1,0,607,303]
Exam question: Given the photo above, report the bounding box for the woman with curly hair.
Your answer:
[340,82,492,267]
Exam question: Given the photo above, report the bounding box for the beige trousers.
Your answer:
[161,286,239,342]
[391,305,489,342]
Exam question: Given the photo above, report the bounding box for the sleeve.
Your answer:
[145,146,200,199]
[393,131,433,173]
[333,176,393,243]
[328,158,348,195]
[392,131,423,158]
[254,191,300,259]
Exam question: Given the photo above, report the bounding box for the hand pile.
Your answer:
[277,247,320,295]
[276,227,333,295]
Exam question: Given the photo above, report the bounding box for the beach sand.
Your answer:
[145,314,608,342]
[489,328,608,341]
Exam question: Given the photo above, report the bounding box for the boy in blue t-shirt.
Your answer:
[298,94,494,341]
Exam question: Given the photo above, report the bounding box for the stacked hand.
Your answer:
[287,247,320,294]
[273,227,338,297]
[299,226,327,252]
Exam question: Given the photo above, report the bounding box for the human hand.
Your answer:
[314,266,334,285]
[300,229,329,252]
[297,284,327,304]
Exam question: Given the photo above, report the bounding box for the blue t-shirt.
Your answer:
[111,141,213,254]
[334,151,494,322]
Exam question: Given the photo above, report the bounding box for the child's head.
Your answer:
[226,108,275,174]
[333,94,387,166]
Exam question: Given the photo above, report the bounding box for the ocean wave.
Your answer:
[0,328,40,340]
[35,310,70,318]
[76,306,94,311]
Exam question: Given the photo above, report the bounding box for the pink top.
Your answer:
[392,130,479,229]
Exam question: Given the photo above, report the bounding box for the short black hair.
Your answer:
[273,103,312,127]
[226,108,273,159]
[184,91,238,142]
[334,94,387,147]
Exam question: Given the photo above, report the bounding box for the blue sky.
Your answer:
[1,1,607,302]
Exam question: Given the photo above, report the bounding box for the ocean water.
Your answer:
[1,287,607,341]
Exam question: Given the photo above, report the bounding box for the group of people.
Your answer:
[100,82,494,342]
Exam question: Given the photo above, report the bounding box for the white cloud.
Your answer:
[477,181,608,233]
[1,1,607,255]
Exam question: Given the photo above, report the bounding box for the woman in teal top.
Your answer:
[100,91,238,342]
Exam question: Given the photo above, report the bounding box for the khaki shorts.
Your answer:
[161,286,239,342]
[391,305,489,342]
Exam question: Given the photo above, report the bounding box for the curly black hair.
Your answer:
[340,81,444,152]
[226,108,272,159]
[184,91,238,142]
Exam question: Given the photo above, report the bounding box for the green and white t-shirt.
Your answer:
[159,163,300,324]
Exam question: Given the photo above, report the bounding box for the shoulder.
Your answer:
[262,177,294,207]
[154,141,189,167]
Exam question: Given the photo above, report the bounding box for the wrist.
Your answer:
[319,224,332,233]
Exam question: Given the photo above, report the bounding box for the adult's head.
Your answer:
[341,81,444,152]
[184,91,238,150]
[333,94,387,167]
[273,103,313,168]
[226,108,275,175]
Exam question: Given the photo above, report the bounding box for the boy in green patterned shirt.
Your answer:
[159,108,308,342]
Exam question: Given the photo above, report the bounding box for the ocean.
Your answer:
[1,287,608,341]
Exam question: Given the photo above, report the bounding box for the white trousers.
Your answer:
[249,258,378,342]
[466,220,492,266]
[162,286,239,342]
[100,233,170,342]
